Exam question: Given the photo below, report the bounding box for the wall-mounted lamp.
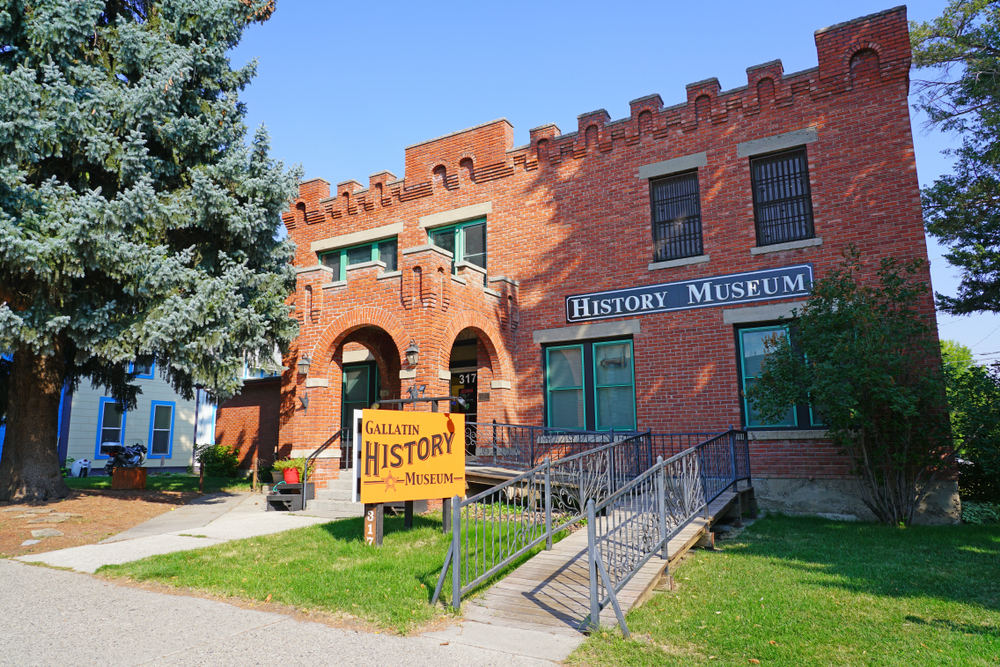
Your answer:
[297,355,312,412]
[404,342,419,368]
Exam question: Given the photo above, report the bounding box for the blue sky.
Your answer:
[229,0,1000,362]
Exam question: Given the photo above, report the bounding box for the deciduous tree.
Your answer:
[912,1,1000,314]
[746,249,952,524]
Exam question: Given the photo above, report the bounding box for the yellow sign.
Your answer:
[359,410,465,503]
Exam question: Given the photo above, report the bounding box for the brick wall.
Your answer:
[279,8,938,487]
[215,377,281,470]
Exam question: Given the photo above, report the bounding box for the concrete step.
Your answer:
[306,499,364,515]
[314,488,353,501]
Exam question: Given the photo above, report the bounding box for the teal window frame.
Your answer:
[95,397,127,459]
[147,401,176,459]
[428,217,486,273]
[545,344,586,429]
[737,324,823,429]
[318,237,397,281]
[592,340,637,432]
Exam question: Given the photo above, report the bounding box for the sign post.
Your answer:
[356,409,465,546]
[364,503,384,546]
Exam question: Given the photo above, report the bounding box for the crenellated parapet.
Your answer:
[282,6,911,231]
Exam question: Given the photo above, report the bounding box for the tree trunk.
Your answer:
[0,346,69,501]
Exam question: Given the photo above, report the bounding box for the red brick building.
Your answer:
[278,7,957,521]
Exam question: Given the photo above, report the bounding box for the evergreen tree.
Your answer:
[0,0,299,501]
[912,1,1000,314]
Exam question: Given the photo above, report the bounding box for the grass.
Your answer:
[97,509,566,634]
[569,514,1000,666]
[65,473,252,494]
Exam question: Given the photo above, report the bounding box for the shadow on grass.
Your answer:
[726,514,1000,612]
[316,513,442,541]
[904,614,1000,637]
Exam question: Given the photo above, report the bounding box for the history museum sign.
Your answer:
[565,264,813,323]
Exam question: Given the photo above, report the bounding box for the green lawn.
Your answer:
[570,514,1000,667]
[99,515,455,633]
[66,473,252,494]
[97,510,564,634]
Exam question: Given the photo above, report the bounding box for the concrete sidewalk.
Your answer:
[0,559,560,667]
[16,492,353,573]
[11,491,584,663]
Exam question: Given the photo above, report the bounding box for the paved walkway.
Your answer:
[16,492,353,573]
[8,491,583,664]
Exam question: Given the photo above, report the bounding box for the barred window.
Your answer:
[751,148,814,246]
[650,171,703,262]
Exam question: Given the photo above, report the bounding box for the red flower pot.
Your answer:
[283,467,300,484]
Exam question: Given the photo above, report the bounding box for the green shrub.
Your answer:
[196,443,240,478]
[962,501,1000,525]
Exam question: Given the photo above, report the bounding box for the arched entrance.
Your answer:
[447,327,496,455]
[330,325,403,462]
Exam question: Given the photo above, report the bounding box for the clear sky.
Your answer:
[229,0,1000,363]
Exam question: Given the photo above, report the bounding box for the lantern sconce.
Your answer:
[404,342,419,368]
[297,355,312,412]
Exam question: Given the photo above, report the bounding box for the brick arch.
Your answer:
[439,310,513,381]
[842,41,884,84]
[308,307,411,379]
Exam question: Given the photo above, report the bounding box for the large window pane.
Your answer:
[153,405,171,430]
[550,389,585,429]
[344,366,369,402]
[651,171,703,261]
[548,348,583,388]
[594,341,635,431]
[595,342,632,386]
[100,403,123,445]
[151,431,170,455]
[430,229,456,257]
[751,148,814,246]
[346,245,371,266]
[740,327,796,428]
[150,404,173,456]
[378,238,397,271]
[320,252,340,277]
[464,222,486,270]
[597,387,635,430]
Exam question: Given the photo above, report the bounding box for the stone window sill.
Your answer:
[750,237,822,255]
[648,254,710,271]
[748,429,829,440]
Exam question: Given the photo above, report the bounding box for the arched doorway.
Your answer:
[332,325,403,463]
[447,327,496,455]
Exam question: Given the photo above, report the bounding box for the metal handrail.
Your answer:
[301,428,347,493]
[431,430,654,608]
[586,428,750,636]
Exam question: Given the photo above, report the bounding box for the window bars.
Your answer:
[751,148,814,246]
[651,171,704,262]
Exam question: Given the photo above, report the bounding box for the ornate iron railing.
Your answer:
[587,429,749,637]
[431,431,653,609]
[465,421,623,470]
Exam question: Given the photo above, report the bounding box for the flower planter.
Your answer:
[283,467,300,484]
[271,470,284,484]
[111,467,147,490]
